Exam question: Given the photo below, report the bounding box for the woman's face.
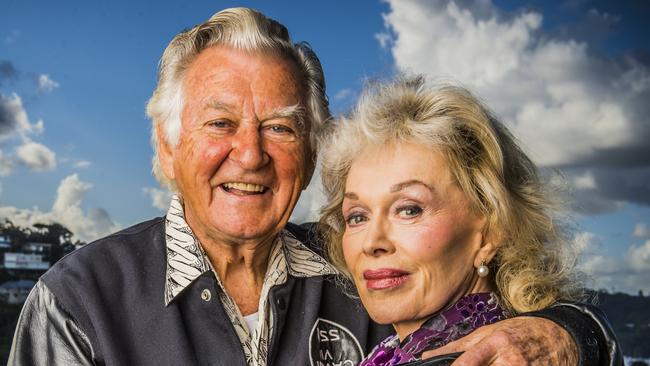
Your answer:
[341,142,491,339]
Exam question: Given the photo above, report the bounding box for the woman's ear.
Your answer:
[156,123,175,181]
[474,241,498,268]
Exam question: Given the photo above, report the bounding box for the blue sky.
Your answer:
[1,0,649,294]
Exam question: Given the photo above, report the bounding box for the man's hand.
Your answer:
[422,317,579,365]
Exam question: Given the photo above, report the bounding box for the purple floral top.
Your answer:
[360,293,506,366]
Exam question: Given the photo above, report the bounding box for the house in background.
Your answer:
[4,242,53,272]
[0,279,35,304]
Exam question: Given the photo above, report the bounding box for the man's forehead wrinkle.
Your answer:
[205,100,237,114]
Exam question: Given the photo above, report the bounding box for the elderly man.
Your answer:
[10,8,620,366]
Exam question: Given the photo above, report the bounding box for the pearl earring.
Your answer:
[477,260,489,278]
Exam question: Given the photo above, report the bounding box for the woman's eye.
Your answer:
[345,213,367,227]
[396,205,423,218]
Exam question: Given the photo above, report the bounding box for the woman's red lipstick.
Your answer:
[363,269,409,290]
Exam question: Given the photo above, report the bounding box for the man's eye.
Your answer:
[207,119,234,129]
[396,205,423,218]
[267,124,294,134]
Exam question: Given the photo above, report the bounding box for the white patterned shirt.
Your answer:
[163,195,337,366]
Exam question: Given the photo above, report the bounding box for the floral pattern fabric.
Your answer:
[360,293,506,366]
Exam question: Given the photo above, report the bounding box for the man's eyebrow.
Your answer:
[206,100,237,114]
[389,180,435,193]
[261,104,306,129]
[205,101,306,129]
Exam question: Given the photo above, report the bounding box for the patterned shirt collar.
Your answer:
[163,194,337,305]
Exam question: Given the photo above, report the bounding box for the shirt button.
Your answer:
[276,297,286,310]
[201,289,212,302]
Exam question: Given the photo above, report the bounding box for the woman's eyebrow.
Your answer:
[389,180,435,193]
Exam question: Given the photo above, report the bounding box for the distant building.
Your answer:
[4,241,52,271]
[0,234,11,249]
[0,235,12,269]
[4,253,49,270]
[0,279,36,304]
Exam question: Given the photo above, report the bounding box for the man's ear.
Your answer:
[156,123,175,181]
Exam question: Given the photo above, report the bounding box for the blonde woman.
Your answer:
[319,76,620,365]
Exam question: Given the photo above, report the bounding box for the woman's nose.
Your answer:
[362,218,395,257]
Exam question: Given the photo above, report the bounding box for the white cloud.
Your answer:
[379,0,650,211]
[142,187,173,211]
[0,150,12,176]
[73,160,91,169]
[574,231,650,293]
[634,223,650,239]
[291,169,325,223]
[572,170,597,190]
[628,240,650,272]
[334,88,352,101]
[15,141,56,171]
[37,74,59,93]
[0,174,120,242]
[375,32,392,49]
[0,92,40,138]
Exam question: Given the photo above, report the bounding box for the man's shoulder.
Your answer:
[42,217,166,284]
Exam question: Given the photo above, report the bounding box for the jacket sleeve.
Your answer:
[8,281,95,366]
[523,302,624,366]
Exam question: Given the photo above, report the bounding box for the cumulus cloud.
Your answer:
[628,239,650,272]
[142,187,174,211]
[15,141,56,171]
[0,92,42,138]
[0,174,120,242]
[576,230,650,293]
[36,74,59,93]
[379,0,650,213]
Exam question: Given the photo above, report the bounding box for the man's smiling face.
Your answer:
[158,45,311,245]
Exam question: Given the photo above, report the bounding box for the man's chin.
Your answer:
[208,219,283,244]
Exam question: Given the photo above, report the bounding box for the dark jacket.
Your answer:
[9,218,622,365]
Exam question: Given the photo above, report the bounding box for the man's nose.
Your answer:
[362,218,395,257]
[230,126,270,169]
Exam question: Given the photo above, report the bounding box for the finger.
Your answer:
[421,339,467,358]
[450,341,497,366]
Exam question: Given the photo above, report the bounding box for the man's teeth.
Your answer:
[222,182,266,192]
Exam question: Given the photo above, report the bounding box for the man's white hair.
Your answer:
[146,7,330,189]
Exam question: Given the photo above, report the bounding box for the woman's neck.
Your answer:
[394,277,494,340]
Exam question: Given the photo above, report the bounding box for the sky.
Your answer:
[1,0,649,294]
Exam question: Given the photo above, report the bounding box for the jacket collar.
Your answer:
[163,195,336,305]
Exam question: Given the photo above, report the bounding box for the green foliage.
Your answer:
[0,219,81,247]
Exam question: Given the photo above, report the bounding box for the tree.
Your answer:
[31,223,73,245]
[0,220,26,249]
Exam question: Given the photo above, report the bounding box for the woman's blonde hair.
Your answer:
[319,75,583,314]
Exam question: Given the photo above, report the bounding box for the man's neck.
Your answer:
[201,235,276,316]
